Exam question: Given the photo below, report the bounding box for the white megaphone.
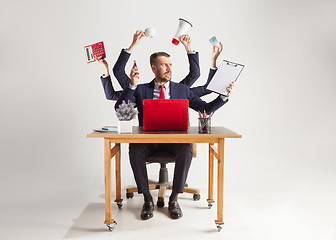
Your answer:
[172,18,193,45]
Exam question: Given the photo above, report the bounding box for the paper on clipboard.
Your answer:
[206,60,244,96]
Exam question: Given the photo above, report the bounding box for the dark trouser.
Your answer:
[129,143,193,194]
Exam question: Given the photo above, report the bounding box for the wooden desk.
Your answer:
[87,126,241,231]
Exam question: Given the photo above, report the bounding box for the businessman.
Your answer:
[114,42,235,220]
[97,30,214,101]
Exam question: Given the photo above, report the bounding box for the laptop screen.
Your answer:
[142,99,189,131]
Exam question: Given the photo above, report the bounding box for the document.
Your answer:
[206,60,244,96]
[92,126,117,133]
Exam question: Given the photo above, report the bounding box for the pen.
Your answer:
[198,111,203,119]
[102,127,117,131]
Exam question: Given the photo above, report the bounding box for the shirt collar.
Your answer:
[154,80,170,90]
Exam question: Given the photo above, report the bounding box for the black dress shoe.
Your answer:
[141,201,154,220]
[168,200,183,219]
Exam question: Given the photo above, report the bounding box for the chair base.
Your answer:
[126,180,200,208]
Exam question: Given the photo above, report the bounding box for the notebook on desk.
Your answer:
[142,99,189,131]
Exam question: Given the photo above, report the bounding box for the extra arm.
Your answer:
[179,35,200,87]
[190,68,217,97]
[179,52,200,87]
[113,30,145,90]
[187,85,228,114]
[112,49,132,90]
[100,75,122,101]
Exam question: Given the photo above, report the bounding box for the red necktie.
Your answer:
[159,85,165,99]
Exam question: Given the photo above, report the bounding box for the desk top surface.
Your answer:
[87,126,242,141]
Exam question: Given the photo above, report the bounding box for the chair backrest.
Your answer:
[146,143,197,164]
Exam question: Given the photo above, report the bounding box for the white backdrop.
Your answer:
[1,0,335,239]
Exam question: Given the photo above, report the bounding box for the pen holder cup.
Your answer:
[198,117,211,134]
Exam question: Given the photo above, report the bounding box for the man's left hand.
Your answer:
[226,82,236,96]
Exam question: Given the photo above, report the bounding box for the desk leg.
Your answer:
[207,143,215,209]
[215,138,225,231]
[114,143,123,208]
[104,139,116,227]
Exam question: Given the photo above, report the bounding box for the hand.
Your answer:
[226,82,236,96]
[94,55,109,76]
[127,30,145,52]
[211,42,223,68]
[180,34,193,52]
[130,61,139,87]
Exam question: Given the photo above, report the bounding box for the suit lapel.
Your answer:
[170,81,177,99]
[145,80,155,99]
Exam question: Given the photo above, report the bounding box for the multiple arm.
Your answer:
[95,55,122,101]
[96,32,235,103]
[112,31,200,92]
[189,42,230,97]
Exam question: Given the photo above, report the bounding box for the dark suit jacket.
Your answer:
[100,75,122,101]
[101,49,215,102]
[112,49,201,90]
[101,67,215,102]
[115,80,227,126]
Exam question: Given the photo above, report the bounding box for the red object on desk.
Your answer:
[84,41,106,63]
[142,99,189,131]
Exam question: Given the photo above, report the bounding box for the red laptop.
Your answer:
[142,99,189,131]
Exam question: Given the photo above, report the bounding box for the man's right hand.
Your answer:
[180,34,193,52]
[130,61,139,87]
[127,30,145,52]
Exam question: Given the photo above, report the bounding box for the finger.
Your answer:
[227,87,234,92]
[139,32,145,39]
[94,56,102,62]
[219,42,223,51]
[131,71,139,77]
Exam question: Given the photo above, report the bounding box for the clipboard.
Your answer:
[206,60,244,96]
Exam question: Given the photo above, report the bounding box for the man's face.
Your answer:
[152,56,172,83]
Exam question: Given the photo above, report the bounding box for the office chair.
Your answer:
[126,143,200,207]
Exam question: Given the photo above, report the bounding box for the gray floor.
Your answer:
[1,178,335,240]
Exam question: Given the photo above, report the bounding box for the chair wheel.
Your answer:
[117,203,122,209]
[126,192,134,199]
[193,194,201,201]
[106,221,117,231]
[157,201,164,208]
